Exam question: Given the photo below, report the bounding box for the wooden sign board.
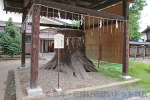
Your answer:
[54,33,64,49]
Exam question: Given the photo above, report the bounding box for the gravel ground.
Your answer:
[1,58,148,100]
[18,68,116,97]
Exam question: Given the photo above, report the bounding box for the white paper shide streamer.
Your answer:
[58,10,61,19]
[116,20,118,29]
[80,14,84,25]
[99,18,102,28]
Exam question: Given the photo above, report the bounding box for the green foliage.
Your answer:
[0,18,21,58]
[129,0,147,41]
[5,18,20,38]
[71,20,80,27]
[0,31,5,38]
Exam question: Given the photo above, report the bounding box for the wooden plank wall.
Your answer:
[85,16,124,64]
[103,3,123,16]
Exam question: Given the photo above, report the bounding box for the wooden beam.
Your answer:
[5,1,23,8]
[88,0,107,9]
[3,0,6,9]
[122,0,129,76]
[127,0,135,3]
[30,1,40,89]
[92,0,122,10]
[21,8,27,68]
[29,23,80,30]
[76,0,92,7]
[39,23,79,29]
[24,0,30,7]
[41,0,124,20]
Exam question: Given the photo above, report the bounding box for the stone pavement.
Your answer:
[0,70,7,100]
[0,59,20,100]
[0,53,54,100]
[130,57,150,64]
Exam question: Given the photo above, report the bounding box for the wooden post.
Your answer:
[21,8,27,67]
[98,45,100,69]
[39,38,40,53]
[42,40,43,57]
[30,0,41,89]
[134,46,137,60]
[143,46,145,59]
[122,0,129,76]
[91,45,92,59]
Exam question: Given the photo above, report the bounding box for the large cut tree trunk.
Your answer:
[41,29,98,79]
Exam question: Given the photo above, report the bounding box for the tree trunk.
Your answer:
[11,55,13,60]
[41,29,98,79]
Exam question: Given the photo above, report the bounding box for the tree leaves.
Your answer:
[0,17,21,58]
[129,0,147,41]
[5,18,20,38]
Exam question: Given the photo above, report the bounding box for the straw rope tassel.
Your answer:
[65,11,67,27]
[111,20,113,35]
[120,20,122,33]
[98,18,99,32]
[107,19,108,32]
[102,19,104,32]
[72,13,73,28]
[53,8,54,18]
[46,7,48,17]
[78,14,79,30]
[84,15,85,32]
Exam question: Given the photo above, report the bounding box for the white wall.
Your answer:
[0,27,4,32]
[0,0,22,23]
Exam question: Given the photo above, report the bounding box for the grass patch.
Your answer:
[129,61,150,93]
[95,60,150,93]
[95,61,122,78]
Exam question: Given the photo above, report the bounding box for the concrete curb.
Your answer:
[14,68,23,100]
[59,78,141,100]
[25,78,141,100]
[66,78,141,93]
[14,68,141,100]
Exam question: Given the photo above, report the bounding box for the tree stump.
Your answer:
[41,29,98,79]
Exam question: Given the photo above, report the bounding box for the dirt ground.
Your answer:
[0,58,49,100]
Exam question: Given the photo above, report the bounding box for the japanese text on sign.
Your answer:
[54,33,64,48]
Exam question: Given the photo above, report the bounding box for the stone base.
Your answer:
[39,53,45,60]
[119,75,132,80]
[27,86,43,96]
[54,87,62,92]
[18,66,28,69]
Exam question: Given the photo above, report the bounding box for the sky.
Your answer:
[139,0,150,32]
